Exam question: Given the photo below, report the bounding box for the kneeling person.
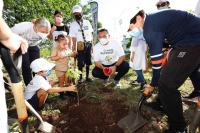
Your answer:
[24,58,77,111]
[92,28,129,88]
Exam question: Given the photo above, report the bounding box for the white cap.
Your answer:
[156,0,169,5]
[30,58,55,73]
[72,5,82,13]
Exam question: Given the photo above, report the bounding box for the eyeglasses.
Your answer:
[157,2,167,8]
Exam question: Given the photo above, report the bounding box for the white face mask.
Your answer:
[37,32,48,39]
[99,38,109,45]
[158,5,168,10]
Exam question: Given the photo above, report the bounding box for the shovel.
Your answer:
[117,90,149,133]
[0,44,29,133]
[1,44,55,133]
[3,77,55,133]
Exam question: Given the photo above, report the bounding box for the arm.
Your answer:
[50,55,62,61]
[47,85,77,93]
[94,61,104,69]
[72,37,77,51]
[0,18,28,54]
[130,51,135,62]
[47,25,56,40]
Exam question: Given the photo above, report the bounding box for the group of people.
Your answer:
[1,0,200,132]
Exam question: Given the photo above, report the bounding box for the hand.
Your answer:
[50,26,57,33]
[109,65,117,75]
[130,55,134,62]
[73,50,77,56]
[1,33,28,54]
[144,84,154,94]
[102,66,110,76]
[66,85,77,92]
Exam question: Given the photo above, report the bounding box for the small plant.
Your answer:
[66,69,82,79]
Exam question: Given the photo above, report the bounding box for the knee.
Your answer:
[120,62,130,72]
[92,68,99,77]
[49,80,54,87]
[37,89,48,96]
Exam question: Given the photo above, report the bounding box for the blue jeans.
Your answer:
[135,70,146,83]
[92,61,129,80]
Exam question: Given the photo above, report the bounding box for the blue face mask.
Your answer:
[46,70,52,77]
[129,27,143,37]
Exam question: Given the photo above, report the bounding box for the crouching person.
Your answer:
[24,58,77,111]
[92,28,129,88]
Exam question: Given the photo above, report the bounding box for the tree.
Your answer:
[3,0,80,27]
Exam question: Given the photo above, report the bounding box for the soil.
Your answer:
[6,86,197,133]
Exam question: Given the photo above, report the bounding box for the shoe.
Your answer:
[103,78,109,85]
[114,80,121,88]
[86,78,93,82]
[130,80,141,85]
[183,91,200,99]
[78,78,84,84]
[59,95,67,100]
[140,83,146,91]
[162,128,187,133]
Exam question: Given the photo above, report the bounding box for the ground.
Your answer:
[4,54,200,133]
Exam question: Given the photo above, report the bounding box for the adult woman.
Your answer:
[48,10,70,48]
[11,18,51,86]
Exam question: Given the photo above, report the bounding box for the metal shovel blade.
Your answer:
[38,121,55,133]
[117,112,147,133]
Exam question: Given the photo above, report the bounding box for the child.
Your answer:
[50,34,76,100]
[24,58,77,111]
[128,23,147,91]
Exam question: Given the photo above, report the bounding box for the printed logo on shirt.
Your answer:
[83,26,88,30]
[29,81,33,85]
[100,49,114,55]
[177,52,186,58]
[104,55,112,62]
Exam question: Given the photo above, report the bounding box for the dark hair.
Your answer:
[98,28,109,34]
[55,34,67,42]
[130,10,145,24]
[54,10,63,16]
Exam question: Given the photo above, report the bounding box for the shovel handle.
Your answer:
[0,43,29,133]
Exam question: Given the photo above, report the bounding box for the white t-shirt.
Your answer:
[195,0,200,17]
[69,20,93,42]
[129,34,146,70]
[11,22,42,47]
[24,74,51,100]
[93,40,125,65]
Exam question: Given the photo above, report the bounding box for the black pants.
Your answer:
[158,44,200,131]
[77,42,92,67]
[92,61,129,80]
[22,46,40,86]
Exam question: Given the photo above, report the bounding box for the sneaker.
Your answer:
[130,80,141,85]
[103,77,110,85]
[114,80,121,88]
[183,91,200,99]
[78,78,84,84]
[140,83,146,91]
[162,128,187,133]
[86,78,93,82]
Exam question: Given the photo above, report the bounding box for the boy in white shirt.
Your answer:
[24,58,77,111]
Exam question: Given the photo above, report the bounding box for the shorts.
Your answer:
[27,92,44,111]
[77,42,92,67]
[55,70,67,77]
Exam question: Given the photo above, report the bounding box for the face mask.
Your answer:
[46,70,52,77]
[37,32,48,39]
[129,27,143,37]
[99,38,109,45]
[158,5,168,10]
[56,17,63,23]
[74,14,82,20]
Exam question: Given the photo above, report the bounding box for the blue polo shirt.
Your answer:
[143,9,200,87]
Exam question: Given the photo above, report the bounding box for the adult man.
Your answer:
[129,9,200,133]
[92,29,129,88]
[155,0,170,10]
[0,1,28,132]
[69,5,93,84]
